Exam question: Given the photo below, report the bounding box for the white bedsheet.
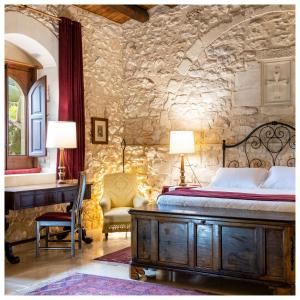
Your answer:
[157,186,295,213]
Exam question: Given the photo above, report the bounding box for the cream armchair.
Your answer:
[100,173,148,240]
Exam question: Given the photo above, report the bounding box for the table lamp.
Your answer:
[169,131,195,186]
[46,121,77,184]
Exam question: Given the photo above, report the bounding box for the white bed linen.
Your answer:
[157,186,295,213]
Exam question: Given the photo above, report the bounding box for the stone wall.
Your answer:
[5,5,125,241]
[121,4,295,201]
[5,4,295,242]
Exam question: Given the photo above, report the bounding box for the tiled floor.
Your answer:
[5,230,272,295]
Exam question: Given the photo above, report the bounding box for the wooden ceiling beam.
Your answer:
[106,5,149,23]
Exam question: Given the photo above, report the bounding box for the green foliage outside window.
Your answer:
[8,77,24,155]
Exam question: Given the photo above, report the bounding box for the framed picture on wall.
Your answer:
[91,117,108,144]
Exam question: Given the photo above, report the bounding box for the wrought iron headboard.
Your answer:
[222,121,295,168]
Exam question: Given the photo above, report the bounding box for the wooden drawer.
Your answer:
[57,188,77,203]
[19,191,57,209]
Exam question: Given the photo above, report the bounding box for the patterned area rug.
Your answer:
[26,273,210,295]
[94,246,131,264]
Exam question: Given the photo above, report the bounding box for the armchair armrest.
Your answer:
[133,195,149,208]
[100,196,111,213]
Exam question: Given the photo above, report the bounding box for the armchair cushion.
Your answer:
[103,173,137,208]
[103,207,131,224]
[133,195,149,208]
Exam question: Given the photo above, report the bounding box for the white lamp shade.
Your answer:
[169,131,195,154]
[46,121,77,149]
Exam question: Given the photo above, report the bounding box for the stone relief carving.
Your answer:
[262,59,292,105]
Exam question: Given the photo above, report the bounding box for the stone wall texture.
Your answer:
[5,4,295,242]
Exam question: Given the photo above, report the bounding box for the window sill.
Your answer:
[5,167,41,175]
[5,171,57,187]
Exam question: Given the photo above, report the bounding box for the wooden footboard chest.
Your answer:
[129,205,295,295]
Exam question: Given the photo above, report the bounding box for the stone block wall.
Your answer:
[5,4,295,242]
[121,4,295,197]
[5,4,125,240]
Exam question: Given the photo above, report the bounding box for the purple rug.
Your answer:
[26,273,210,295]
[94,247,131,264]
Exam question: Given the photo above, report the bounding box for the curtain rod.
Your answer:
[19,5,61,22]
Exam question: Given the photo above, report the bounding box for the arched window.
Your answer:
[7,76,26,155]
[5,62,46,171]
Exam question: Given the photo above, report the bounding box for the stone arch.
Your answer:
[5,10,59,174]
[178,6,295,75]
[5,11,58,67]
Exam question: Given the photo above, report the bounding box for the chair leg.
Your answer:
[71,224,75,257]
[35,222,40,257]
[78,227,82,250]
[125,231,128,239]
[105,233,108,240]
[45,227,49,248]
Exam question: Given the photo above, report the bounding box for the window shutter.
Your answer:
[28,76,47,157]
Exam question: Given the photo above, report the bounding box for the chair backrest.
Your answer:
[72,171,86,215]
[103,173,137,208]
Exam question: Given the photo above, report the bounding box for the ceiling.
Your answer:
[76,5,175,24]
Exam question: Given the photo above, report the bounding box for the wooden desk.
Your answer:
[5,182,92,264]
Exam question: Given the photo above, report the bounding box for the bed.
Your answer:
[129,121,295,294]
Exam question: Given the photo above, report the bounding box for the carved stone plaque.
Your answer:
[262,58,292,106]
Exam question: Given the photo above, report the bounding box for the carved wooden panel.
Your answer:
[158,221,188,265]
[221,226,262,275]
[196,224,214,269]
[265,229,284,279]
[136,219,151,261]
[129,207,295,293]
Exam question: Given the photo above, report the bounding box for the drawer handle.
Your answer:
[201,220,206,225]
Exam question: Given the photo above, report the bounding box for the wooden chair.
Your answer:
[35,172,86,257]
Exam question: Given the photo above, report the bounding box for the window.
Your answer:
[7,77,26,155]
[5,62,47,170]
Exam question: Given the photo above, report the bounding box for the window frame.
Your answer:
[5,62,37,170]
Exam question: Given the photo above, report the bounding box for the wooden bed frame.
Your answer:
[129,121,295,295]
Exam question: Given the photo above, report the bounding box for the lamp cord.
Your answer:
[185,156,202,186]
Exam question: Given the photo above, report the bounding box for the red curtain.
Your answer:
[58,17,85,179]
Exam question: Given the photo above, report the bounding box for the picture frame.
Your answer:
[91,117,108,144]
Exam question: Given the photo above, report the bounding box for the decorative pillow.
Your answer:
[209,168,268,189]
[260,166,295,190]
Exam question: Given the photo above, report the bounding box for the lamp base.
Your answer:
[179,154,186,186]
[57,166,66,184]
[179,181,186,187]
[58,148,66,184]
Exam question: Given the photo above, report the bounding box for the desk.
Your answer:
[5,182,92,264]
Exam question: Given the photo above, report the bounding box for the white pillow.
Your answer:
[260,166,295,190]
[209,168,268,189]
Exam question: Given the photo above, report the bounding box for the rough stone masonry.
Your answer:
[5,4,295,241]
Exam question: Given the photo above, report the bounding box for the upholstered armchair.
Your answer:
[100,173,148,240]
